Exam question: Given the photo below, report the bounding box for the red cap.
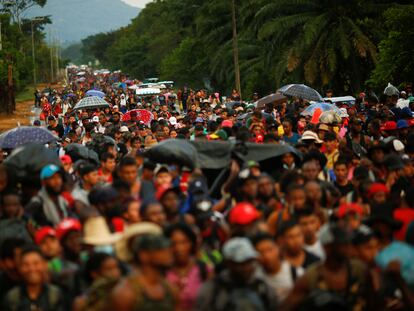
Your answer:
[408,119,414,127]
[60,155,72,164]
[381,121,397,131]
[155,184,178,201]
[56,218,82,240]
[35,227,56,245]
[367,183,389,198]
[229,202,260,225]
[337,203,364,218]
[221,119,233,128]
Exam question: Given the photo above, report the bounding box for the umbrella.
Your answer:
[225,101,242,109]
[136,88,161,96]
[254,93,287,109]
[76,71,86,76]
[128,85,139,90]
[145,139,199,169]
[300,102,341,117]
[0,126,58,149]
[237,111,273,121]
[67,93,77,98]
[76,77,86,83]
[384,83,399,96]
[278,84,323,101]
[319,110,342,124]
[121,109,154,125]
[64,144,99,165]
[4,143,61,182]
[73,96,110,110]
[86,90,105,98]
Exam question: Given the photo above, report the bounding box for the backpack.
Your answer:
[212,275,270,311]
[7,285,61,310]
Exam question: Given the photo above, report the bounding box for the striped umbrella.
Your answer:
[73,96,110,110]
[278,84,323,101]
[136,88,161,96]
[0,126,58,149]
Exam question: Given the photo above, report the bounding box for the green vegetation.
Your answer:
[74,0,414,96]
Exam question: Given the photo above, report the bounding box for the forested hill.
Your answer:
[69,0,414,96]
[28,0,140,43]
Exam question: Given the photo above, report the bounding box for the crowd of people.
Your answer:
[1,68,414,311]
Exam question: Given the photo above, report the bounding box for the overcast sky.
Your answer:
[122,0,152,8]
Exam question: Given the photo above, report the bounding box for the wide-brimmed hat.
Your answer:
[115,222,162,262]
[82,217,121,246]
[300,130,323,144]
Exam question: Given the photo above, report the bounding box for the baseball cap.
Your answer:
[92,116,99,123]
[339,108,349,118]
[56,218,82,240]
[336,203,364,218]
[367,183,389,198]
[229,202,260,225]
[352,225,375,246]
[89,186,119,205]
[154,164,170,176]
[35,227,57,245]
[40,164,61,180]
[169,117,177,125]
[195,117,204,123]
[247,160,260,168]
[119,126,129,133]
[60,155,72,165]
[222,237,258,263]
[78,163,97,177]
[113,105,119,109]
[381,121,397,131]
[397,119,409,129]
[33,120,41,126]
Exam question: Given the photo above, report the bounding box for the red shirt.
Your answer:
[98,168,113,184]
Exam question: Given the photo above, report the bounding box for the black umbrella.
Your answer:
[190,140,301,169]
[225,101,242,109]
[4,143,61,182]
[145,139,199,169]
[278,84,323,101]
[254,93,286,109]
[64,143,99,165]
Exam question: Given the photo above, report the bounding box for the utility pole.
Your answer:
[55,34,59,81]
[49,28,54,83]
[31,20,36,88]
[0,20,2,51]
[231,0,241,99]
[30,17,45,89]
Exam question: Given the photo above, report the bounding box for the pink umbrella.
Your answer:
[122,109,154,125]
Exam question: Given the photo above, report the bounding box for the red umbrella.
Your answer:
[122,109,154,125]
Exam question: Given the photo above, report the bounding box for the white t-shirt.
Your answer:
[264,261,294,302]
[304,240,326,261]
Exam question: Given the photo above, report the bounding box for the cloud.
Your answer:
[121,0,151,8]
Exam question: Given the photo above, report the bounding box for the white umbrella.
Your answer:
[136,88,161,96]
[128,85,139,90]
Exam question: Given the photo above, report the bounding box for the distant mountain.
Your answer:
[28,0,141,44]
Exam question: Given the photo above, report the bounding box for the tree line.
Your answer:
[70,0,414,97]
[0,0,58,113]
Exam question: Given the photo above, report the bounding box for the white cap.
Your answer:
[113,105,119,109]
[339,108,349,118]
[119,126,129,133]
[169,117,177,125]
[92,116,99,123]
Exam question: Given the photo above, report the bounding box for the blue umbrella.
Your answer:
[0,126,58,149]
[278,84,323,101]
[86,90,105,98]
[300,102,341,117]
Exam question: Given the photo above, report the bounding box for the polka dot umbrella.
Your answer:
[0,126,58,149]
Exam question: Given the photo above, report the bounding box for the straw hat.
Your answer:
[82,217,121,246]
[115,222,162,262]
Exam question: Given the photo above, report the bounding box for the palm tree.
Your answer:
[253,0,392,93]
